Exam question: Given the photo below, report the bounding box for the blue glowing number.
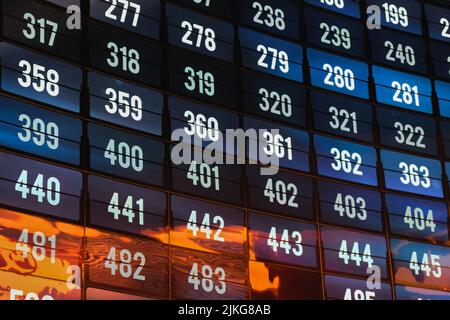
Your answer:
[323,64,355,91]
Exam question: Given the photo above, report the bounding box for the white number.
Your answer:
[18,114,59,150]
[104,0,141,27]
[399,162,431,189]
[181,21,216,52]
[382,3,409,27]
[330,148,363,176]
[188,263,226,295]
[263,132,292,160]
[320,0,344,9]
[385,41,415,66]
[15,170,60,206]
[23,13,58,47]
[440,18,450,38]
[252,2,286,31]
[187,211,225,242]
[107,42,140,74]
[18,60,59,96]
[409,252,441,278]
[187,161,220,191]
[193,0,210,7]
[392,81,420,107]
[10,290,54,301]
[258,88,292,118]
[339,240,374,268]
[323,64,355,91]
[344,289,375,300]
[108,192,144,226]
[184,66,215,96]
[104,139,144,172]
[334,193,367,221]
[394,122,426,149]
[328,106,358,134]
[15,229,56,263]
[184,110,219,141]
[264,178,298,208]
[105,247,146,281]
[267,227,303,256]
[404,207,436,233]
[320,22,351,49]
[104,88,143,121]
[257,45,289,73]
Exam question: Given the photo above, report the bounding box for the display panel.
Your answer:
[2,0,82,61]
[244,117,310,173]
[0,151,82,221]
[248,212,317,268]
[377,107,438,155]
[436,80,450,118]
[250,261,323,300]
[441,121,450,159]
[304,6,365,57]
[317,181,383,232]
[365,0,422,35]
[390,239,450,291]
[167,47,238,108]
[0,95,82,165]
[308,48,369,98]
[167,3,234,62]
[385,193,449,242]
[0,42,82,113]
[88,72,163,136]
[395,285,450,300]
[88,175,167,240]
[170,195,246,256]
[90,0,160,39]
[0,0,450,301]
[85,228,169,298]
[429,41,450,80]
[169,95,239,152]
[369,28,427,73]
[168,0,231,18]
[311,90,373,142]
[171,247,249,300]
[241,70,307,127]
[425,4,450,43]
[0,209,83,286]
[304,0,361,18]
[321,226,389,279]
[238,0,300,40]
[88,123,165,186]
[381,150,443,198]
[246,167,314,220]
[324,275,392,300]
[314,135,378,186]
[1,271,81,300]
[239,27,304,83]
[372,65,433,114]
[171,155,242,206]
[88,21,162,87]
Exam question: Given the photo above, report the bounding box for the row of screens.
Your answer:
[9,0,450,44]
[2,92,450,197]
[0,144,449,243]
[0,209,449,299]
[1,36,449,120]
[3,0,450,80]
